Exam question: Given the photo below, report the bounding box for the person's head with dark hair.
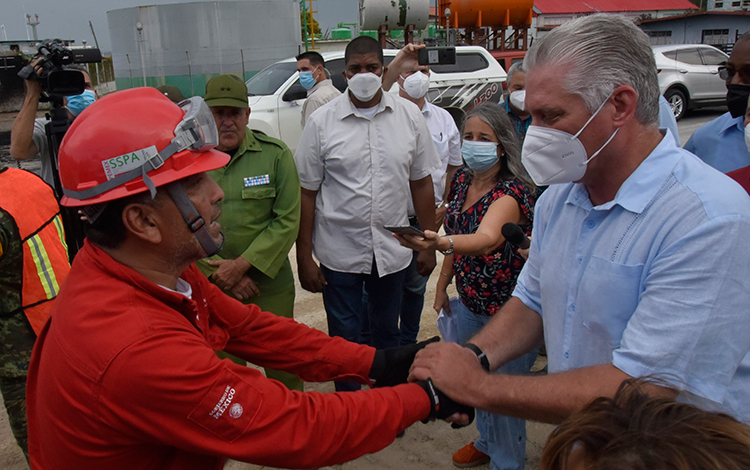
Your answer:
[344,35,383,66]
[721,30,750,118]
[297,51,327,89]
[541,379,750,470]
[461,103,535,193]
[342,36,385,107]
[296,51,325,68]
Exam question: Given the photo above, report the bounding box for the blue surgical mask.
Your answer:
[299,71,317,90]
[66,89,96,117]
[461,140,500,173]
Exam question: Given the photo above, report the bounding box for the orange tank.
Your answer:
[438,0,533,29]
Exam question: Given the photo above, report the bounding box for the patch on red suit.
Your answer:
[188,367,262,442]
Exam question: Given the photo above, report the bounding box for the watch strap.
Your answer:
[464,343,490,371]
[440,235,454,255]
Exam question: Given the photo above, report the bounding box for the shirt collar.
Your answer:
[719,112,745,135]
[421,101,433,117]
[337,89,393,120]
[237,127,261,154]
[566,130,683,214]
[307,78,333,97]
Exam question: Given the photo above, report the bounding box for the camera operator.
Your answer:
[10,61,97,188]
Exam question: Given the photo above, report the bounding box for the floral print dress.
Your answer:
[444,168,535,316]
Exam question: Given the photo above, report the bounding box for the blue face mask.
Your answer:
[461,140,500,173]
[299,70,317,90]
[66,89,96,117]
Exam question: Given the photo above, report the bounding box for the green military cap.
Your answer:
[155,85,186,103]
[204,74,248,108]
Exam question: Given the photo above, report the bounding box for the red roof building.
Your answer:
[533,0,699,35]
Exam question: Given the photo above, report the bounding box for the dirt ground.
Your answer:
[0,111,555,469]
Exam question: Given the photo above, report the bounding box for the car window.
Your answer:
[661,50,678,60]
[429,53,488,74]
[675,49,703,66]
[699,47,728,66]
[326,58,347,92]
[246,62,297,96]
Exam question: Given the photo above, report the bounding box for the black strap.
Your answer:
[464,343,491,371]
[164,182,224,257]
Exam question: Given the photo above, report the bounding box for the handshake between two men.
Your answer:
[370,336,475,427]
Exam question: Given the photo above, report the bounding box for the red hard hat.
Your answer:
[58,87,229,207]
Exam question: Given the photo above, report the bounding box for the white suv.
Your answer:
[245,46,507,152]
[653,44,729,120]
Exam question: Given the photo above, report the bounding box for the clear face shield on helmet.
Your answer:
[171,96,219,154]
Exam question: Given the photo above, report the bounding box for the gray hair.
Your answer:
[462,103,536,193]
[506,61,525,85]
[524,14,659,126]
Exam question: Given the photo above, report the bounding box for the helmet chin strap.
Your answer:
[165,182,224,257]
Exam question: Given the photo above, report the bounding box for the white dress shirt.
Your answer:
[407,101,462,215]
[295,91,440,276]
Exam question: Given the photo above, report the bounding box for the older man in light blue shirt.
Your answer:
[408,15,750,433]
[515,134,750,422]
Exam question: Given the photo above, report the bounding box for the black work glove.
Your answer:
[369,336,440,387]
[416,378,475,428]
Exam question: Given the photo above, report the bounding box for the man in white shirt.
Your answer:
[295,36,440,391]
[297,51,341,128]
[382,45,463,345]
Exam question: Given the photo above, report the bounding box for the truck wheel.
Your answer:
[665,89,687,121]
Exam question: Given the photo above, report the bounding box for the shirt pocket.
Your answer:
[578,256,644,349]
[241,186,276,200]
[431,131,449,159]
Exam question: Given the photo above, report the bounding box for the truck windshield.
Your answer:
[245,62,297,96]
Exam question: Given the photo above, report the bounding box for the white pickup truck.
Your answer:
[245,46,507,153]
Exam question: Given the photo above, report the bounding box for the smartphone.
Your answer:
[383,224,425,237]
[418,47,456,66]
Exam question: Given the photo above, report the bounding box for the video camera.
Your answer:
[18,39,102,98]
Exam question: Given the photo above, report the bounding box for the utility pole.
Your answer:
[26,14,40,41]
[136,22,147,87]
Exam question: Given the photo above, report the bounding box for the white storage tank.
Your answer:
[107,0,301,96]
[359,0,430,31]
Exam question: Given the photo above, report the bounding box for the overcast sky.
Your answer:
[2,0,358,52]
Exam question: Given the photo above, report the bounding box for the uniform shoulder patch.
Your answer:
[188,366,263,442]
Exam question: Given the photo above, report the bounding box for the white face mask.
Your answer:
[745,124,750,153]
[347,72,382,102]
[521,95,618,186]
[400,71,430,99]
[509,90,526,112]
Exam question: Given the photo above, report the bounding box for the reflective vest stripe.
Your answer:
[52,214,68,253]
[27,233,59,300]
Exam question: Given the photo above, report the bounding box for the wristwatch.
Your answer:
[464,343,490,371]
[440,236,454,255]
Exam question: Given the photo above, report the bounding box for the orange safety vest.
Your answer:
[0,167,70,334]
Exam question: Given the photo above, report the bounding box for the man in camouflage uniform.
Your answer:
[0,160,70,459]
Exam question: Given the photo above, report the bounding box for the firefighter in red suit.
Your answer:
[25,88,472,470]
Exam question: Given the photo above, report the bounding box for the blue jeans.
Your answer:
[454,299,539,470]
[321,261,406,391]
[399,250,429,345]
